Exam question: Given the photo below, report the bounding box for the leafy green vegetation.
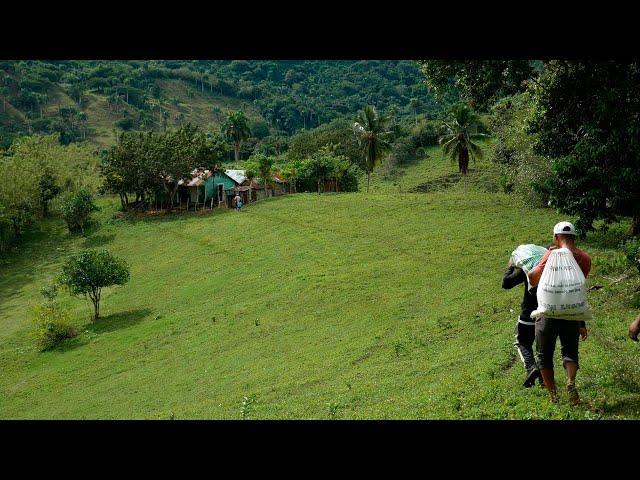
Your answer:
[30,284,77,351]
[0,134,100,255]
[60,189,99,235]
[0,60,435,149]
[438,103,487,190]
[59,249,130,321]
[526,61,640,236]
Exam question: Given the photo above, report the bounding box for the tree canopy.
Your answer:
[418,60,535,111]
[526,61,640,235]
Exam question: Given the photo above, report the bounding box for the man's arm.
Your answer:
[527,266,542,288]
[527,250,551,288]
[629,315,640,341]
[502,264,525,289]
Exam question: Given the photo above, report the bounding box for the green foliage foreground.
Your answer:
[0,172,638,418]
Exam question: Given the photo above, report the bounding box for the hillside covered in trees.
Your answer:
[0,60,440,149]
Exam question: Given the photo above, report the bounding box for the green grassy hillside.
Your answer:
[1,153,638,419]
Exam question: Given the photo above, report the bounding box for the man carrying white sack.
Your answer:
[502,244,550,388]
[528,221,592,405]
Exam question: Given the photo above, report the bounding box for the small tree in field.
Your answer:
[60,189,98,235]
[59,250,130,321]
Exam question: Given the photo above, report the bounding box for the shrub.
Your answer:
[60,189,98,235]
[31,284,77,351]
[622,237,640,273]
[115,117,135,131]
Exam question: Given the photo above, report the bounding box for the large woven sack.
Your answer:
[511,244,548,274]
[530,248,592,321]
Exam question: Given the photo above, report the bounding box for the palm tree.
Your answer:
[222,110,251,162]
[438,103,487,191]
[353,105,391,192]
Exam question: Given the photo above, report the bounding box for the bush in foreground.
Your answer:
[31,284,77,351]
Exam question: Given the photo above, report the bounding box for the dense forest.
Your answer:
[0,60,441,149]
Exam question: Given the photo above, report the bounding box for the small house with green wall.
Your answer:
[205,170,238,207]
[159,168,253,210]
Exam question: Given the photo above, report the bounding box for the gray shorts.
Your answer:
[535,317,580,370]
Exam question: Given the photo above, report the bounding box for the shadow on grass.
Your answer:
[600,395,640,416]
[0,219,69,317]
[82,233,116,248]
[85,308,153,334]
[409,173,462,193]
[54,335,91,353]
[113,207,228,226]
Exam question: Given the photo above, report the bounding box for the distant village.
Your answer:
[170,168,289,211]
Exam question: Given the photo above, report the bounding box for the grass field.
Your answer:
[1,153,639,419]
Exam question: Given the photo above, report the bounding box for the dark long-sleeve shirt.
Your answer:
[502,266,538,323]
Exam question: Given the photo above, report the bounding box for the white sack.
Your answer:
[511,244,548,274]
[530,248,593,322]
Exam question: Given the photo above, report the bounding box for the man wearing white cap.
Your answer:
[528,221,591,405]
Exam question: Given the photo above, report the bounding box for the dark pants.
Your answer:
[514,318,537,372]
[535,317,580,371]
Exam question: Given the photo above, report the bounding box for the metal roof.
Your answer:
[225,169,247,185]
[177,167,211,187]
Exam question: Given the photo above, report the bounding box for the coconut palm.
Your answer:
[439,103,487,191]
[222,110,251,162]
[353,105,391,192]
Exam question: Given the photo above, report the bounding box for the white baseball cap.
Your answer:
[553,221,576,236]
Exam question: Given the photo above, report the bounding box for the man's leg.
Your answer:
[559,320,581,405]
[535,317,558,402]
[514,319,538,387]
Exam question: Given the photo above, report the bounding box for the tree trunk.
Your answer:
[90,289,100,321]
[367,172,371,193]
[234,143,240,162]
[631,212,640,236]
[459,149,469,175]
[12,218,21,238]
